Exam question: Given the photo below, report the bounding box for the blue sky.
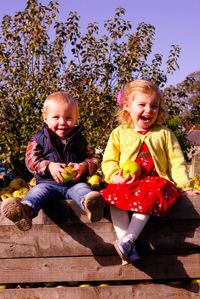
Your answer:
[1,0,199,87]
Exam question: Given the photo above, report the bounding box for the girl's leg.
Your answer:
[114,212,150,264]
[125,212,150,242]
[110,205,130,239]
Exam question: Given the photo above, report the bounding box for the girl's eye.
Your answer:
[151,105,159,109]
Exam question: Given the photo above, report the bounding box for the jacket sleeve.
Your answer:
[25,139,51,176]
[101,129,121,183]
[166,130,193,191]
[83,146,100,176]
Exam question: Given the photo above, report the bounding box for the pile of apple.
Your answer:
[0,177,36,201]
[192,176,200,190]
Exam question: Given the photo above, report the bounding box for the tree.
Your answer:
[163,71,200,160]
[0,0,180,176]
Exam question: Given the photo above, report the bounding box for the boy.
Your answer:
[1,91,105,230]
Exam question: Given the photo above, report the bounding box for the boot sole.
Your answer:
[1,198,32,231]
[84,192,105,222]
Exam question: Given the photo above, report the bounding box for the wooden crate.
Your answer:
[0,194,200,298]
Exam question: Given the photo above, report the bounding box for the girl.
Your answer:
[101,79,196,265]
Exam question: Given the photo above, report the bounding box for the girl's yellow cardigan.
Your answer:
[102,124,193,191]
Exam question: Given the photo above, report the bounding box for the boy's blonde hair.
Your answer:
[117,80,168,127]
[42,91,79,120]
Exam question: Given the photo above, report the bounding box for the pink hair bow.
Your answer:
[116,90,124,107]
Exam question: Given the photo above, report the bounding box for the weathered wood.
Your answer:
[0,219,199,258]
[0,254,200,284]
[0,194,200,226]
[0,284,200,299]
[0,194,199,297]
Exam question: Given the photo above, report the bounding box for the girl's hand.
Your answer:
[112,169,137,184]
[68,162,86,181]
[181,189,200,196]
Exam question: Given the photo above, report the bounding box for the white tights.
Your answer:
[110,205,150,241]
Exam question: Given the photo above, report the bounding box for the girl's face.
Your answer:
[44,100,77,139]
[124,91,160,131]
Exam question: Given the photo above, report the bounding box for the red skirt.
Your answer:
[100,176,180,217]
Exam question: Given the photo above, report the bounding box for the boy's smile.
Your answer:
[44,100,78,139]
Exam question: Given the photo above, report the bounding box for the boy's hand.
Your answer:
[112,169,136,184]
[48,162,67,183]
[68,162,86,181]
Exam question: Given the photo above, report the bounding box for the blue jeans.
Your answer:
[22,182,93,217]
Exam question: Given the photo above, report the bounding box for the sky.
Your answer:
[0,0,200,87]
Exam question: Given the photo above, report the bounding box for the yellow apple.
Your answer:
[191,278,200,284]
[122,161,141,178]
[61,166,77,183]
[12,187,29,199]
[1,193,13,201]
[79,284,91,287]
[87,174,102,188]
[28,177,36,187]
[9,177,28,190]
[0,186,14,196]
[99,283,109,287]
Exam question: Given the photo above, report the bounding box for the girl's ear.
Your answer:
[123,101,130,112]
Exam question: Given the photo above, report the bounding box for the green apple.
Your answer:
[87,174,102,188]
[122,161,141,178]
[61,166,77,183]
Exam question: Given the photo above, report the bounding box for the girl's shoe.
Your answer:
[114,238,140,265]
[114,238,133,261]
[124,245,140,265]
[1,197,32,231]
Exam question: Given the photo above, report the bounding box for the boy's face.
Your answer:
[44,100,78,139]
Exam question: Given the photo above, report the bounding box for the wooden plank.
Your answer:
[0,194,200,227]
[167,194,200,219]
[0,254,199,284]
[0,219,199,258]
[0,222,116,258]
[0,284,200,299]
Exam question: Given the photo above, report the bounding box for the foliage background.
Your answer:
[0,0,199,176]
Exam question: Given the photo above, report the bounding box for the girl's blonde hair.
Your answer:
[42,91,79,120]
[117,80,168,126]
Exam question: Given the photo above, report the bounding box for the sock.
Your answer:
[110,206,129,239]
[125,213,150,241]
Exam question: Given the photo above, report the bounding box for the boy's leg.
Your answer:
[1,183,62,231]
[66,182,105,222]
